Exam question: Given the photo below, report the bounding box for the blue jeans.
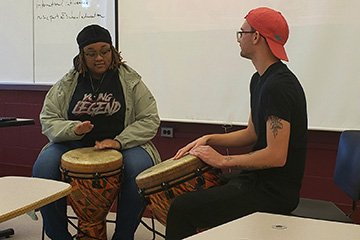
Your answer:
[32,141,153,240]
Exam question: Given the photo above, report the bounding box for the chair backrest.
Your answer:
[334,130,360,201]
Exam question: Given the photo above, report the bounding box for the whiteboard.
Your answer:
[34,0,116,84]
[0,0,33,84]
[0,0,116,85]
[119,0,360,131]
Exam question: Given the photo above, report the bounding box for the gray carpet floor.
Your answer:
[0,207,165,240]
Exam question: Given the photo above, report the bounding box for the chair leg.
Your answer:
[105,210,162,239]
[44,204,165,240]
[139,215,165,239]
[151,216,156,240]
[348,201,357,218]
[0,228,15,238]
[41,214,164,240]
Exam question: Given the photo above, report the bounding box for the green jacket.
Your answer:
[40,64,161,164]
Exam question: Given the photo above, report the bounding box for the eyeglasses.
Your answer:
[236,30,256,40]
[84,47,111,59]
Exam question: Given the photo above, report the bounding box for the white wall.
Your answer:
[119,0,360,131]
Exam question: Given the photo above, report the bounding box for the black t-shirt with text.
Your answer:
[68,70,126,146]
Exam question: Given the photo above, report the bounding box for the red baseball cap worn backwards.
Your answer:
[245,7,289,61]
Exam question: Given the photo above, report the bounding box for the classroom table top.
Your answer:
[185,212,360,240]
[0,176,72,223]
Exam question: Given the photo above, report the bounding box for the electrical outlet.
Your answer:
[161,127,174,138]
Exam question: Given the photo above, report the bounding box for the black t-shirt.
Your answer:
[68,70,126,146]
[249,61,308,199]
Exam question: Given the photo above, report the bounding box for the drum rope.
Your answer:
[60,167,122,179]
[138,167,219,197]
[194,168,205,190]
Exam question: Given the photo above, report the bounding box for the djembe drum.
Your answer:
[136,154,221,225]
[60,147,123,240]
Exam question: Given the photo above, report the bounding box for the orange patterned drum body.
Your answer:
[136,155,221,225]
[61,147,123,240]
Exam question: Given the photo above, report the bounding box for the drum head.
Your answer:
[136,154,207,189]
[61,147,123,173]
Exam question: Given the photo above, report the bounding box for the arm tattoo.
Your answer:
[269,116,283,138]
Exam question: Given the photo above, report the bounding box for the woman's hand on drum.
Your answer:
[74,121,94,136]
[95,139,121,150]
[189,145,224,168]
[173,136,209,159]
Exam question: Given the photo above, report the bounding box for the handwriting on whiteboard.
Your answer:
[35,0,106,22]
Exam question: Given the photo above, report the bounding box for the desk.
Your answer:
[185,212,360,240]
[0,176,71,238]
[0,118,36,237]
[0,118,35,128]
[0,176,72,223]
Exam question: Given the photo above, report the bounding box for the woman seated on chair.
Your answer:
[32,24,161,240]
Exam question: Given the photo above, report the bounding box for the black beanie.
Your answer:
[76,24,112,49]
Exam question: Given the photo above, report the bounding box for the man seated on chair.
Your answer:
[165,7,308,240]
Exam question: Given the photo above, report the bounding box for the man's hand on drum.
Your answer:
[95,139,121,150]
[174,136,209,159]
[189,145,224,169]
[74,121,94,136]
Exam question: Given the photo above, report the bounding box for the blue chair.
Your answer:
[291,130,360,223]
